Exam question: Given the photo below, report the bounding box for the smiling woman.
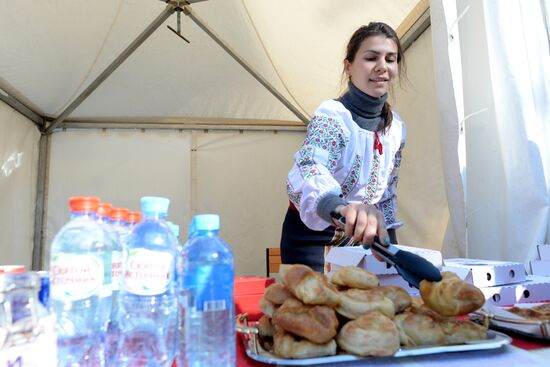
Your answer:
[280,22,407,273]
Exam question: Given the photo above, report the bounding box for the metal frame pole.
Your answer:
[0,90,43,127]
[182,4,310,124]
[31,134,50,270]
[44,5,177,134]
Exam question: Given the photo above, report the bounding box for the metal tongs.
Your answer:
[330,211,442,289]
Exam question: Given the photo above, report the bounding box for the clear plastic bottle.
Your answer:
[179,214,235,367]
[114,197,177,367]
[108,208,130,308]
[49,196,113,367]
[105,207,129,365]
[126,210,142,231]
[0,272,56,367]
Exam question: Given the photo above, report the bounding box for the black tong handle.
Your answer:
[329,210,442,289]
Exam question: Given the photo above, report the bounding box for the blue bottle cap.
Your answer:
[140,196,170,215]
[193,214,220,232]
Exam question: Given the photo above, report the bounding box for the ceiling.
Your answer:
[0,0,421,128]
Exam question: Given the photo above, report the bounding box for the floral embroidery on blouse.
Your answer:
[363,153,381,205]
[341,154,362,197]
[297,114,347,179]
[377,198,397,225]
[287,182,302,208]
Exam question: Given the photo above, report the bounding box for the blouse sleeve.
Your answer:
[376,126,406,229]
[287,111,349,230]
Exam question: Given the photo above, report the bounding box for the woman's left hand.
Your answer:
[335,203,390,247]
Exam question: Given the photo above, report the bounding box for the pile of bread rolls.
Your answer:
[257,264,486,359]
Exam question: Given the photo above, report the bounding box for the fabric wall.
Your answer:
[45,128,305,276]
[429,0,468,258]
[393,26,449,252]
[0,101,40,268]
[459,0,550,262]
[46,129,192,266]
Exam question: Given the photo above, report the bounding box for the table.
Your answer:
[237,342,550,367]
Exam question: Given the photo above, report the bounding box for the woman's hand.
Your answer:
[335,203,390,248]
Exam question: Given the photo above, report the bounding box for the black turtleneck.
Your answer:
[337,81,388,132]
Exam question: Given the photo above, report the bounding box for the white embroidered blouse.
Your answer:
[287,99,406,231]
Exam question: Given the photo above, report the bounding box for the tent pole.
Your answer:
[182,5,310,125]
[44,5,177,134]
[0,91,43,128]
[32,133,50,270]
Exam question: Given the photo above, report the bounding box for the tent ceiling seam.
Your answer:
[240,0,311,119]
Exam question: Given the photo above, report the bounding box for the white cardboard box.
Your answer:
[480,275,550,306]
[530,260,550,276]
[537,244,550,260]
[325,245,443,276]
[443,258,526,287]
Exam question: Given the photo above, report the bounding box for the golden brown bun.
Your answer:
[394,312,447,347]
[336,312,400,357]
[264,283,293,305]
[335,288,395,319]
[439,319,487,344]
[272,298,338,344]
[369,286,412,314]
[508,304,550,320]
[280,264,341,307]
[419,271,485,316]
[330,266,379,289]
[259,296,277,317]
[258,315,275,338]
[273,325,337,359]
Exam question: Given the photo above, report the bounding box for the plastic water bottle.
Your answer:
[114,197,177,367]
[179,214,235,367]
[49,196,113,367]
[0,271,56,367]
[108,208,130,308]
[126,210,142,231]
[104,207,129,364]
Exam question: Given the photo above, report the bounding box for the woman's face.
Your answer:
[345,35,399,98]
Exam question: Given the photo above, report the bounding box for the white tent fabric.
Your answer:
[441,0,550,263]
[468,0,550,261]
[0,102,40,268]
[429,0,467,258]
[0,0,419,122]
[45,128,305,276]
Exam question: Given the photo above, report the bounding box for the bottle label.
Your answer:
[123,249,173,296]
[184,263,233,312]
[111,250,122,291]
[50,254,104,301]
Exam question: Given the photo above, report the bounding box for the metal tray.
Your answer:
[471,305,550,340]
[236,315,512,366]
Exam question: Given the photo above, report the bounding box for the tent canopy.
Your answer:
[1,0,420,128]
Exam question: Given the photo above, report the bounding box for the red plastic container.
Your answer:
[234,276,275,321]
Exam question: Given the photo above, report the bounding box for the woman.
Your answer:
[280,22,406,273]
